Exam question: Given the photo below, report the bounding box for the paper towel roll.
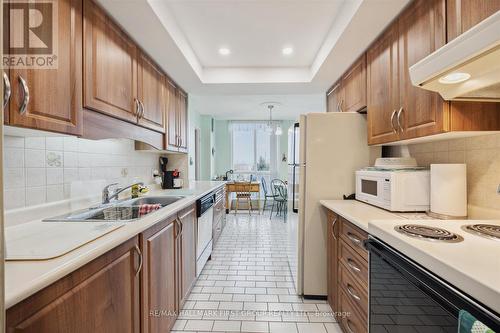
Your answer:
[430,164,467,218]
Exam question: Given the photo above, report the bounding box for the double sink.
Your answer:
[43,196,185,222]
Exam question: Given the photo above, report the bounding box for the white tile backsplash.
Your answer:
[4,135,165,210]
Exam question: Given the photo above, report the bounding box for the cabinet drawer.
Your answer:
[214,199,224,225]
[339,289,368,333]
[340,217,368,261]
[339,239,368,289]
[213,220,223,245]
[340,263,368,317]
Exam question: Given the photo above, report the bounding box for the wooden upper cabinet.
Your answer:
[166,80,179,151]
[177,205,197,308]
[398,0,447,139]
[6,0,83,135]
[341,55,367,113]
[447,0,500,41]
[326,82,343,112]
[367,24,400,145]
[137,52,166,133]
[83,0,138,124]
[178,90,188,153]
[6,237,141,333]
[140,217,177,333]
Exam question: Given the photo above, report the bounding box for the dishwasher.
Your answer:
[196,193,214,276]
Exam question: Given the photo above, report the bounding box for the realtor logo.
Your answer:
[3,0,58,69]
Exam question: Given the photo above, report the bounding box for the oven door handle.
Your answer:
[365,237,500,330]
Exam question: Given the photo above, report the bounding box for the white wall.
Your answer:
[4,134,161,210]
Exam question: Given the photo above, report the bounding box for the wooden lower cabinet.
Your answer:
[140,216,178,333]
[326,209,369,333]
[327,210,340,313]
[6,237,141,333]
[177,205,197,308]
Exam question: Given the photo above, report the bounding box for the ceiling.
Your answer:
[95,0,411,119]
[189,94,325,120]
[164,0,344,68]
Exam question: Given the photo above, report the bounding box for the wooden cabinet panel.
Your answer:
[140,217,177,333]
[339,217,368,262]
[339,239,368,290]
[177,205,197,308]
[339,264,368,317]
[447,0,500,41]
[7,237,141,333]
[339,289,368,333]
[178,90,188,153]
[166,80,179,151]
[7,0,82,135]
[342,55,367,113]
[326,82,343,113]
[137,52,166,133]
[367,24,400,144]
[326,211,340,314]
[83,0,137,123]
[399,0,447,140]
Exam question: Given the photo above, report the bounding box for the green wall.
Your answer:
[188,105,213,181]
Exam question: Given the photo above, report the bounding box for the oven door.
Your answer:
[365,237,500,332]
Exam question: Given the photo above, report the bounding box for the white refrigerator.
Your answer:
[290,112,379,297]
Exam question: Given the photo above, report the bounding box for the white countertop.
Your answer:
[5,181,225,309]
[319,199,404,231]
[369,219,500,313]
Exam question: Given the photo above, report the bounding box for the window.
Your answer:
[230,122,278,174]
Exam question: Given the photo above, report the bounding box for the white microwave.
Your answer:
[355,169,430,212]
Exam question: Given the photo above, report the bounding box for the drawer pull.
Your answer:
[347,258,361,272]
[346,319,356,333]
[346,232,361,244]
[18,75,30,115]
[346,284,361,301]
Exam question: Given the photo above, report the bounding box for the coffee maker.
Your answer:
[159,157,183,189]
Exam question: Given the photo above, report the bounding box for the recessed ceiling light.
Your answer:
[438,72,471,84]
[282,47,293,55]
[219,47,231,56]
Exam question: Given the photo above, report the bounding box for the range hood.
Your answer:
[409,11,500,102]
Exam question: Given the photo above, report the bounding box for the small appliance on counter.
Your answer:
[429,163,467,219]
[356,157,430,212]
[159,157,183,189]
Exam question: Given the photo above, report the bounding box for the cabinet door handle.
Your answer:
[336,101,340,112]
[339,99,344,112]
[18,75,30,115]
[347,258,361,272]
[397,107,404,132]
[139,100,145,119]
[134,98,140,118]
[176,217,183,236]
[134,245,143,277]
[390,109,397,133]
[3,72,11,110]
[346,284,361,301]
[346,232,361,244]
[331,217,338,240]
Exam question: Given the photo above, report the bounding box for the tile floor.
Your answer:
[172,212,342,333]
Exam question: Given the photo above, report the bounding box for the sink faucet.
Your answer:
[102,182,144,204]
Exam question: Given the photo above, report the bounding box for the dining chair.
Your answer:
[261,177,277,213]
[270,179,286,218]
[274,183,288,218]
[234,180,253,215]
